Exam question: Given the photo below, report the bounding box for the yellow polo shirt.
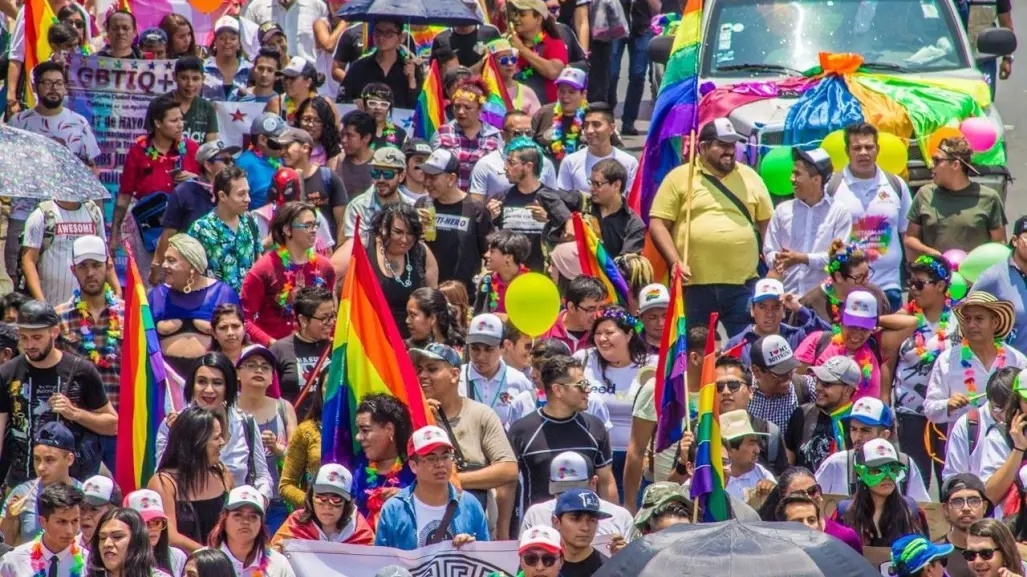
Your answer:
[649,162,772,285]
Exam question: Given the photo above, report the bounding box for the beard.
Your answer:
[39,94,63,110]
[27,338,55,362]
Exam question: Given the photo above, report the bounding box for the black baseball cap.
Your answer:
[402,138,432,158]
[1013,216,1027,238]
[698,118,744,144]
[17,300,59,330]
[940,473,993,516]
[36,421,76,452]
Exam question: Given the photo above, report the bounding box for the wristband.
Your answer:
[1015,445,1027,453]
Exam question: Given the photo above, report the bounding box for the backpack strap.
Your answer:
[242,413,257,486]
[968,408,981,457]
[799,403,821,461]
[847,449,858,495]
[883,172,905,199]
[899,452,911,494]
[85,201,104,237]
[814,331,834,360]
[825,173,843,197]
[38,200,57,253]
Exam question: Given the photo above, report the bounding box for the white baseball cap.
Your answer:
[408,425,454,457]
[225,485,265,514]
[861,438,900,467]
[82,475,116,506]
[519,525,563,555]
[467,313,504,347]
[72,235,108,265]
[124,489,168,523]
[752,278,784,303]
[638,284,670,314]
[214,15,240,34]
[548,451,593,495]
[720,409,769,442]
[842,290,878,329]
[313,464,354,500]
[848,396,893,428]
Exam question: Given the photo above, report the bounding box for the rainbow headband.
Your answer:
[600,308,643,334]
[825,243,862,274]
[913,255,950,281]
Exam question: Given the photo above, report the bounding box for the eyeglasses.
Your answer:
[844,269,872,284]
[793,484,822,499]
[314,493,346,507]
[215,156,235,165]
[67,19,85,29]
[241,361,273,373]
[521,553,559,568]
[311,313,336,323]
[589,179,610,188]
[507,128,533,139]
[418,452,455,465]
[370,168,399,180]
[947,496,984,509]
[907,279,937,291]
[146,519,168,532]
[573,303,601,315]
[931,155,955,165]
[300,116,323,127]
[291,221,318,231]
[364,98,391,110]
[498,55,518,66]
[373,28,400,38]
[962,548,998,562]
[555,379,590,392]
[38,80,65,90]
[716,379,746,393]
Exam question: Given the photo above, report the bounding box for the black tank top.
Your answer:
[368,235,426,339]
[165,471,228,545]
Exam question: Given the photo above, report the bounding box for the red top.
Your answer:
[241,250,337,346]
[271,509,376,547]
[541,310,591,354]
[118,136,200,200]
[518,34,568,103]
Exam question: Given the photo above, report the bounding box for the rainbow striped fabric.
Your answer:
[480,54,512,131]
[22,0,57,107]
[653,266,686,452]
[115,250,182,494]
[571,213,630,306]
[690,312,730,522]
[412,59,446,140]
[321,230,433,467]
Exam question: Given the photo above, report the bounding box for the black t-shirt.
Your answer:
[269,334,330,417]
[303,167,349,239]
[785,405,845,473]
[498,185,547,272]
[0,353,109,486]
[560,549,608,577]
[339,157,374,200]
[416,195,493,294]
[334,24,367,68]
[430,26,502,68]
[339,54,423,108]
[507,409,612,511]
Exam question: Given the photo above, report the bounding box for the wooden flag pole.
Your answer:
[681,130,699,270]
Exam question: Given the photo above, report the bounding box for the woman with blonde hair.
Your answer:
[615,253,653,315]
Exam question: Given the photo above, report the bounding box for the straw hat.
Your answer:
[954,290,1015,340]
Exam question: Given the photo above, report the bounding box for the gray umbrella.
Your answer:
[0,125,111,201]
[595,520,879,577]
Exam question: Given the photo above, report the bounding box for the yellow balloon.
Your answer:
[505,273,561,337]
[877,132,909,175]
[821,130,848,170]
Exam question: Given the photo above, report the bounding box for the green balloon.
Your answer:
[959,242,1012,283]
[948,271,968,301]
[759,147,794,197]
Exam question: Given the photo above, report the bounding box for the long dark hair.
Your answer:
[157,406,227,498]
[969,519,1023,571]
[185,352,239,407]
[88,508,155,577]
[210,304,249,353]
[297,483,357,531]
[356,393,414,460]
[295,96,342,159]
[160,13,198,58]
[588,306,650,371]
[208,505,270,566]
[184,549,236,577]
[841,452,919,545]
[152,519,173,574]
[409,287,465,347]
[758,466,816,521]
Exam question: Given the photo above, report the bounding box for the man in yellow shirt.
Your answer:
[649,118,773,337]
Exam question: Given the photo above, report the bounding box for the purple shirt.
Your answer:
[824,518,864,554]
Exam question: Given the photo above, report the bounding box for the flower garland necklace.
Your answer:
[513,32,545,81]
[249,144,282,170]
[961,338,1007,395]
[276,246,324,316]
[142,136,186,161]
[549,102,585,160]
[247,547,272,577]
[30,534,85,577]
[832,331,874,392]
[481,265,529,311]
[906,300,951,364]
[822,280,843,334]
[372,121,399,150]
[73,286,121,368]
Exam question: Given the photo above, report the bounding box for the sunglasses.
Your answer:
[962,548,998,562]
[508,128,533,138]
[907,279,937,291]
[315,493,346,506]
[716,380,746,393]
[556,379,590,392]
[498,55,518,66]
[146,519,168,531]
[370,168,399,180]
[793,484,822,499]
[521,553,559,567]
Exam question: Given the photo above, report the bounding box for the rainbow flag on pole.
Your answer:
[690,312,730,522]
[653,266,686,452]
[21,0,57,107]
[115,249,182,494]
[571,213,630,306]
[480,53,512,130]
[322,227,433,466]
[412,59,446,140]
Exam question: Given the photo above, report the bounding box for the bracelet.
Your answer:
[1014,445,1027,452]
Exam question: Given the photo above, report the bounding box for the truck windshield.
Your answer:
[702,0,971,77]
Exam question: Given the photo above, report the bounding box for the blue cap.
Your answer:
[35,421,76,452]
[554,488,612,519]
[409,343,462,367]
[846,397,894,428]
[139,27,168,45]
[890,534,952,576]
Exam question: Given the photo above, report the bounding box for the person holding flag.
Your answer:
[487,39,541,117]
[431,77,505,191]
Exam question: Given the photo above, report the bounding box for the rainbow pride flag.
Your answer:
[412,59,445,140]
[653,266,686,452]
[115,249,182,494]
[571,213,629,306]
[21,0,57,107]
[322,228,433,466]
[480,54,512,131]
[408,25,446,57]
[691,312,730,522]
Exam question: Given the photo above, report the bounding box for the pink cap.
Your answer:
[124,489,168,523]
[518,525,562,555]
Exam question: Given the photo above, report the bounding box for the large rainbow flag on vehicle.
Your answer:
[690,312,730,522]
[115,249,183,493]
[322,225,433,466]
[571,213,629,306]
[653,266,686,452]
[412,60,446,140]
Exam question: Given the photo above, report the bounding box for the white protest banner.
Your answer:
[215,102,417,149]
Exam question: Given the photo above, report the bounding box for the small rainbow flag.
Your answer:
[691,312,730,522]
[571,212,630,306]
[653,266,686,452]
[115,249,183,494]
[22,0,57,108]
[408,25,446,58]
[412,59,445,140]
[480,53,512,131]
[322,224,433,466]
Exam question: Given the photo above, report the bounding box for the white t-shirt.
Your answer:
[520,496,635,540]
[725,463,776,502]
[556,148,639,195]
[468,149,558,199]
[242,0,328,63]
[458,361,535,427]
[942,401,997,481]
[573,348,658,451]
[8,108,101,164]
[414,495,451,547]
[23,203,104,304]
[169,547,188,577]
[831,167,912,291]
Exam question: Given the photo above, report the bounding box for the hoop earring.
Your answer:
[184,270,195,294]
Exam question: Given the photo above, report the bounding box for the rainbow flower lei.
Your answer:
[372,122,399,151]
[513,33,545,81]
[249,145,282,170]
[822,280,843,334]
[249,547,272,577]
[549,102,586,160]
[481,265,529,311]
[832,331,874,392]
[142,136,186,161]
[960,338,1006,394]
[30,534,85,577]
[73,286,121,369]
[906,299,951,364]
[276,246,325,316]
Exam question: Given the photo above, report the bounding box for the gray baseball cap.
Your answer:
[250,112,288,138]
[811,356,862,387]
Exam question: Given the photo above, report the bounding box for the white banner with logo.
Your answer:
[214,103,416,150]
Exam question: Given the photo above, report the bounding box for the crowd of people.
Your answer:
[0,0,1023,575]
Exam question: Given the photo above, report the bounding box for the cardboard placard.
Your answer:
[822,494,946,541]
[863,547,894,576]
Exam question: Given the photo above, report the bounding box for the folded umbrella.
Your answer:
[596,520,879,577]
[0,125,111,201]
[336,0,481,27]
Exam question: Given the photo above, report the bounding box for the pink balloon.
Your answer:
[943,248,968,270]
[960,117,998,152]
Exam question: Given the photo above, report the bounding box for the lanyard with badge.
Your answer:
[467,364,508,408]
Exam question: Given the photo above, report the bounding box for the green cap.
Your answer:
[633,482,693,531]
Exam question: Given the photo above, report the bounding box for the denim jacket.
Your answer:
[374,482,490,551]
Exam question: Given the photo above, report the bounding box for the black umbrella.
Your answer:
[335,0,481,27]
[595,520,879,577]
